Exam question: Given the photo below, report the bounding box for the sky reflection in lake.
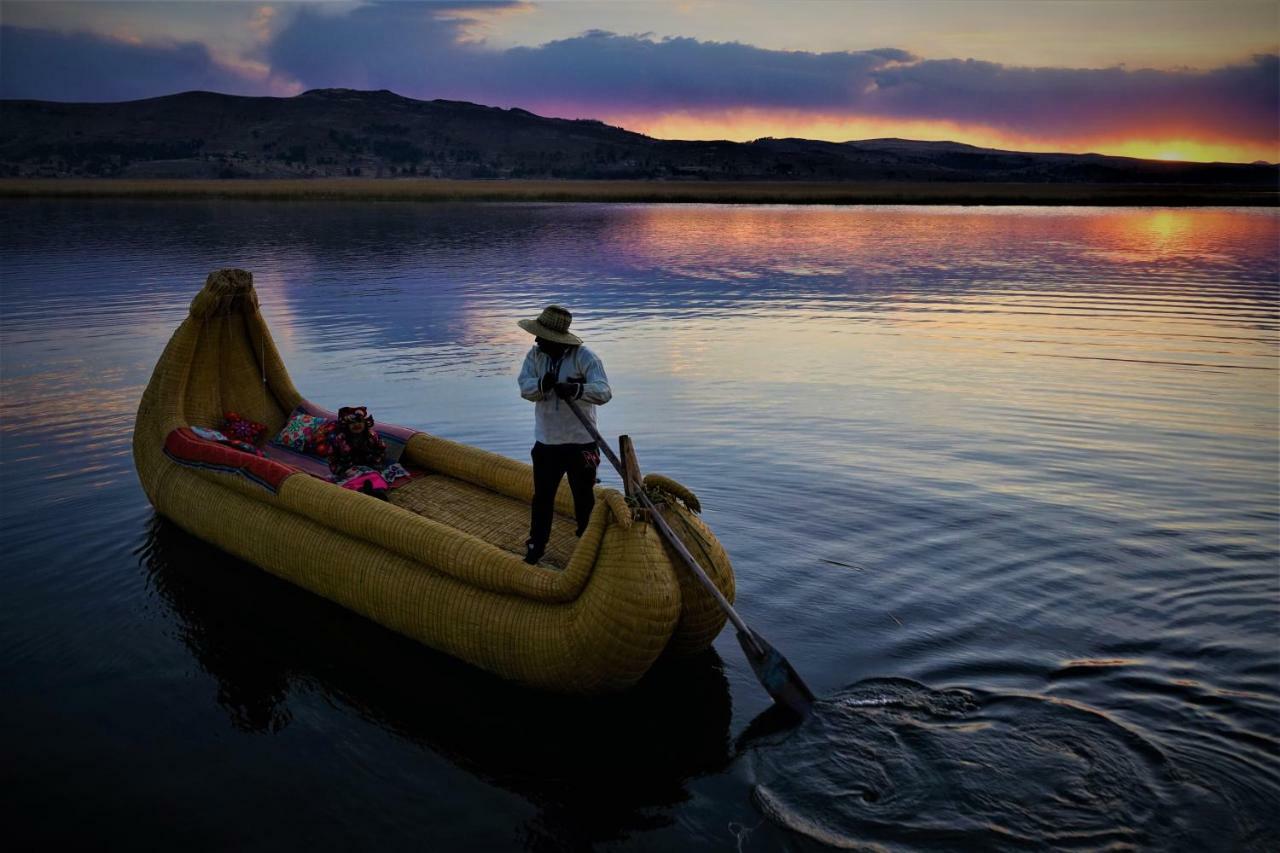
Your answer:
[1,201,1276,850]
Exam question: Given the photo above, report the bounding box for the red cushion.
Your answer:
[164,427,295,493]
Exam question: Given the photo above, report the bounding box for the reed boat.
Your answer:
[133,269,734,693]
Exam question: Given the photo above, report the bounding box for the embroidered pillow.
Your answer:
[271,407,329,452]
[311,420,337,459]
[223,411,267,445]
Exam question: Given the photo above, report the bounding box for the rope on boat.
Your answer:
[259,327,267,419]
[641,473,701,513]
[634,474,719,573]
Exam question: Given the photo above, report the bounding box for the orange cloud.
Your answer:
[600,108,1277,164]
[250,6,277,43]
[437,1,536,45]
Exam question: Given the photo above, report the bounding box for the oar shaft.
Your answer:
[635,486,756,641]
[562,397,760,651]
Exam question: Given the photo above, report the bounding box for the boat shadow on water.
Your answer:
[137,514,734,847]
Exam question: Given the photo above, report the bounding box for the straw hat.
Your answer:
[517,304,582,345]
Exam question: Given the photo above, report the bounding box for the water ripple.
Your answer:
[1,200,1276,850]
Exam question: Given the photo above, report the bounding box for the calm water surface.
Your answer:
[1,201,1277,850]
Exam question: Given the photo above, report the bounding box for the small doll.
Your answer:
[328,405,390,499]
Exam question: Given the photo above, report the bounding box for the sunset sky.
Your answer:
[1,0,1277,163]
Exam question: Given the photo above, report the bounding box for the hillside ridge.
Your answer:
[1,88,1274,184]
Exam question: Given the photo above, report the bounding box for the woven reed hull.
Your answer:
[132,270,734,693]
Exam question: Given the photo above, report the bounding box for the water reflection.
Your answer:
[139,516,733,848]
[2,200,1277,850]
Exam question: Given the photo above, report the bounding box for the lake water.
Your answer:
[1,200,1277,850]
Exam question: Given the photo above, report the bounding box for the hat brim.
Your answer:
[517,317,581,345]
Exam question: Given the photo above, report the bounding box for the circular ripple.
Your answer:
[749,678,1175,850]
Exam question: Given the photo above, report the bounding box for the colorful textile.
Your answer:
[260,442,335,480]
[334,462,411,488]
[339,471,389,493]
[271,406,330,452]
[222,411,267,445]
[164,427,293,492]
[191,426,229,442]
[296,399,416,462]
[310,421,337,459]
[327,426,388,478]
[261,444,414,490]
[191,425,266,457]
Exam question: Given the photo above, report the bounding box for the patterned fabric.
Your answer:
[271,406,330,452]
[327,427,388,478]
[222,411,267,445]
[294,399,416,462]
[311,421,337,459]
[260,442,334,480]
[164,428,290,491]
[334,462,411,488]
[192,426,229,442]
[226,439,266,457]
[338,471,389,493]
[191,425,266,457]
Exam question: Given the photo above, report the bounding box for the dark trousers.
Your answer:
[529,441,598,547]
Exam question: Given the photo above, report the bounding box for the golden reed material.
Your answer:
[133,269,734,692]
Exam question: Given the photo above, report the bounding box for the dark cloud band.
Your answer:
[2,1,1274,151]
[0,25,254,102]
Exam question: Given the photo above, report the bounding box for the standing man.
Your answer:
[517,305,612,565]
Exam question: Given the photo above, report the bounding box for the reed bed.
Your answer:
[1,178,1274,206]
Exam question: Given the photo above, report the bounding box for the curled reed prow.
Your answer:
[643,473,701,513]
[190,268,259,318]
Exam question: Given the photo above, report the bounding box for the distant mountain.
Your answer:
[1,88,1276,185]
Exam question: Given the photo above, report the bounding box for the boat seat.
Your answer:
[390,474,580,569]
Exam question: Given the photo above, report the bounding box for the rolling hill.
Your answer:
[1,88,1275,186]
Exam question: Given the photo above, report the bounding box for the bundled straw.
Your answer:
[132,270,735,692]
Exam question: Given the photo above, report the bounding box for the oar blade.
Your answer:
[738,629,815,718]
[562,396,818,715]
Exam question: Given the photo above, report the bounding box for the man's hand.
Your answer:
[554,381,581,400]
[539,371,557,393]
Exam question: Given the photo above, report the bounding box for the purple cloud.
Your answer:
[486,32,913,110]
[1,1,1274,152]
[866,54,1280,141]
[266,2,476,92]
[260,7,1277,146]
[261,4,913,110]
[0,25,256,102]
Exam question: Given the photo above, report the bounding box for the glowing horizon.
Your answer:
[597,110,1277,165]
[0,1,1275,167]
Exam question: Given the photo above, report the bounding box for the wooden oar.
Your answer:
[562,396,815,717]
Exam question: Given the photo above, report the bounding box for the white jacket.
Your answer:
[517,345,612,444]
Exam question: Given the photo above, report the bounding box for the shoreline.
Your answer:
[0,178,1275,206]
